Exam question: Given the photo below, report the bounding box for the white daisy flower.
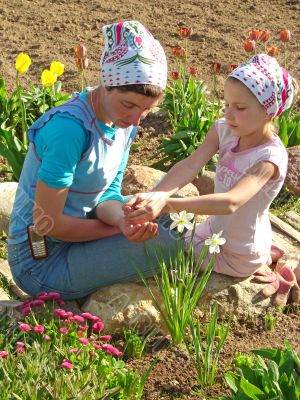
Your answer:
[169,211,194,233]
[205,230,226,254]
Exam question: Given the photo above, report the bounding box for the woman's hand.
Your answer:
[119,217,159,242]
[123,192,169,224]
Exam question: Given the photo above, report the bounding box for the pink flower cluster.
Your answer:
[15,291,64,316]
[7,291,123,367]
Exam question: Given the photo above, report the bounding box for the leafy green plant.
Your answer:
[275,108,300,148]
[0,292,153,399]
[123,327,156,359]
[264,313,277,331]
[151,76,220,171]
[136,237,215,345]
[221,341,300,400]
[186,304,231,387]
[0,60,71,181]
[150,29,221,172]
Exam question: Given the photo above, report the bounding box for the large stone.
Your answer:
[0,259,27,298]
[122,165,198,197]
[192,170,215,195]
[81,280,165,334]
[0,182,18,235]
[284,146,300,197]
[81,272,274,334]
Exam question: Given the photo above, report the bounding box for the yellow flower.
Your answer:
[50,61,65,77]
[15,53,32,74]
[41,69,57,88]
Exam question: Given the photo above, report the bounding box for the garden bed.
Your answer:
[1,0,300,398]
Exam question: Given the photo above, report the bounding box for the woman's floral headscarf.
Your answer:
[100,21,167,89]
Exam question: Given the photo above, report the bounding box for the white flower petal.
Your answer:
[185,212,195,221]
[170,221,179,230]
[208,245,215,253]
[184,221,194,231]
[218,238,226,245]
[170,213,179,222]
[177,224,185,233]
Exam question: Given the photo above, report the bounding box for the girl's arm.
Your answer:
[124,125,220,223]
[167,161,276,215]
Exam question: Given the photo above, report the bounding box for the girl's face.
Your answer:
[101,88,163,128]
[223,78,271,139]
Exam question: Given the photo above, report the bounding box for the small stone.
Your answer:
[284,146,300,197]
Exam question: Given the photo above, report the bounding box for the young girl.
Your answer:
[124,54,296,278]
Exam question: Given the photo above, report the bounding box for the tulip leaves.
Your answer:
[150,75,221,171]
[276,109,300,148]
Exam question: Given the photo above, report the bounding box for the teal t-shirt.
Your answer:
[33,95,129,204]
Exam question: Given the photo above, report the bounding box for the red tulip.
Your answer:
[248,29,260,41]
[189,66,198,76]
[267,46,279,57]
[172,47,186,59]
[178,26,193,37]
[74,43,87,59]
[279,29,291,42]
[171,71,179,80]
[76,57,89,70]
[211,62,221,73]
[243,39,256,52]
[259,30,270,42]
[228,64,239,73]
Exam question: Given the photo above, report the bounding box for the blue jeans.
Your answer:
[8,218,182,300]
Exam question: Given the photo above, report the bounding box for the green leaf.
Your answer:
[239,377,264,399]
[268,360,279,382]
[224,373,239,393]
[279,117,288,147]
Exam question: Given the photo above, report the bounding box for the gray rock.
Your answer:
[122,165,198,197]
[192,170,215,195]
[81,272,274,334]
[0,259,27,297]
[0,182,18,235]
[284,146,300,197]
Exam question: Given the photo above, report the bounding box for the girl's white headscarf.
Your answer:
[229,54,294,118]
[100,21,167,90]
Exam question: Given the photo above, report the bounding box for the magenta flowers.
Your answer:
[19,323,31,332]
[58,359,74,369]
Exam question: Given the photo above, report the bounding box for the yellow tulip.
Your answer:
[41,69,57,88]
[50,61,65,77]
[15,53,32,74]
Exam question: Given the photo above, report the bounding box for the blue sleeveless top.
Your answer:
[8,93,137,244]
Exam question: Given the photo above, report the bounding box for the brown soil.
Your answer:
[1,0,300,398]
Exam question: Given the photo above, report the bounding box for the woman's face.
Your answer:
[101,88,163,128]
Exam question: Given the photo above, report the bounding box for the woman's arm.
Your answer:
[166,161,276,215]
[33,180,120,242]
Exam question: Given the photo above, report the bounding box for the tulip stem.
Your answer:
[42,89,46,114]
[283,43,287,69]
[16,73,28,147]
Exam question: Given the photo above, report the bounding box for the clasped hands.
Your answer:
[120,192,168,243]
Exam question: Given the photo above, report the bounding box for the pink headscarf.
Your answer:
[100,21,167,89]
[229,54,294,117]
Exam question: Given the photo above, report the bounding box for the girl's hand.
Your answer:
[123,192,169,224]
[119,218,159,243]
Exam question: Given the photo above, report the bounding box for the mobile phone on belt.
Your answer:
[27,225,48,259]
